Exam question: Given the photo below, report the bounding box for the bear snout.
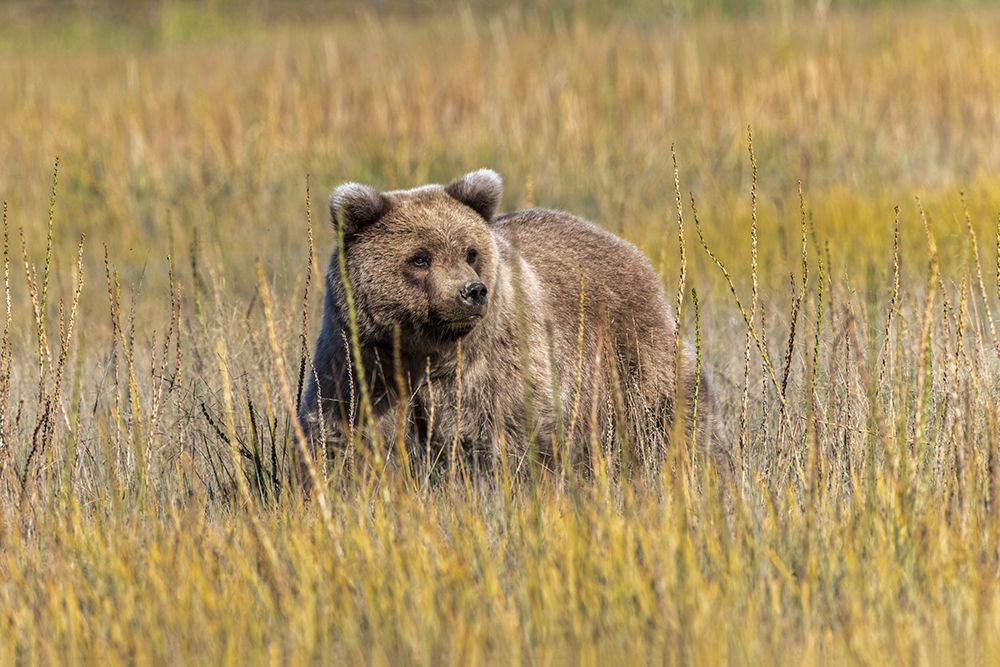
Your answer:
[458,281,488,309]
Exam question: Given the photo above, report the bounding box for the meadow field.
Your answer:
[2,0,1000,663]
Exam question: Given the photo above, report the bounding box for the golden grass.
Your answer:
[2,2,1000,664]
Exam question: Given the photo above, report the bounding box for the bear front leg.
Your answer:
[296,317,353,486]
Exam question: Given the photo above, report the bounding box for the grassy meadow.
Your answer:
[3,1,1000,663]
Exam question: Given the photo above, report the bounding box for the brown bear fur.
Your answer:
[297,169,726,479]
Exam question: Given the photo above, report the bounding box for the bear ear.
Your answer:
[444,169,503,221]
[330,182,389,234]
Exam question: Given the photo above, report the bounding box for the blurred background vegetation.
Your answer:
[4,0,1000,316]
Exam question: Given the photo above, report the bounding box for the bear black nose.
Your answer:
[459,281,488,307]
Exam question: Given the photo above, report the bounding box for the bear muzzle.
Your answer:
[423,283,489,341]
[458,281,488,309]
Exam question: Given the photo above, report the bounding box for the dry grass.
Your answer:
[2,2,1000,664]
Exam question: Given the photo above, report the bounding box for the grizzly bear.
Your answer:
[297,169,725,479]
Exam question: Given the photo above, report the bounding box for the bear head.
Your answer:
[329,169,503,350]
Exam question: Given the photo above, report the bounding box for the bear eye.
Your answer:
[409,252,431,268]
[466,248,478,265]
